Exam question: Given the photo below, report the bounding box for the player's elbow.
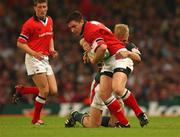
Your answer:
[17,41,24,48]
[17,41,21,48]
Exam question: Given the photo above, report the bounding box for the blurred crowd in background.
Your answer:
[0,0,179,107]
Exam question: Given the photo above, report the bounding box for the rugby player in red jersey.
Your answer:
[13,0,58,125]
[66,11,148,127]
[66,11,129,127]
[65,24,148,128]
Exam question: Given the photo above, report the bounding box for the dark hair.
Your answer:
[67,10,83,23]
[34,0,48,6]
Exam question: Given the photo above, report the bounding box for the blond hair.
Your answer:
[114,24,129,41]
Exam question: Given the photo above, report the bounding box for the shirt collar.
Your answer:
[80,20,87,38]
[33,14,47,22]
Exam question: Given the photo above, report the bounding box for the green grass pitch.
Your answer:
[0,116,180,137]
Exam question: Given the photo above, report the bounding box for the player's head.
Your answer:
[114,24,129,43]
[33,0,48,19]
[67,11,85,36]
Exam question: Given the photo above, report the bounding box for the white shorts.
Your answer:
[101,48,134,74]
[90,80,124,111]
[90,80,107,110]
[25,53,54,76]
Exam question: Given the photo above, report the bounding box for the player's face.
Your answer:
[114,30,129,43]
[68,20,84,36]
[34,2,48,19]
[122,31,129,43]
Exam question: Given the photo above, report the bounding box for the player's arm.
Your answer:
[17,41,43,60]
[49,38,58,58]
[91,44,107,64]
[118,42,141,62]
[79,38,90,63]
[80,38,91,52]
[127,50,141,62]
[127,42,141,62]
[118,50,141,62]
[17,22,43,60]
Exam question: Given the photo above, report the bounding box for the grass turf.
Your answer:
[0,116,180,137]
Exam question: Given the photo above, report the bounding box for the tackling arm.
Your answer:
[91,44,107,64]
[128,51,141,62]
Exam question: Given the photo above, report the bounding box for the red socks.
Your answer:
[122,90,142,116]
[32,96,46,124]
[16,86,39,95]
[105,96,129,126]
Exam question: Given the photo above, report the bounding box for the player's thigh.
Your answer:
[47,73,58,95]
[89,107,102,127]
[32,73,49,97]
[99,75,112,100]
[112,72,127,95]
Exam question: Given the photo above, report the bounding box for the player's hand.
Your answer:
[33,52,44,60]
[49,50,58,58]
[115,51,131,59]
[80,38,91,52]
[89,55,95,64]
[83,51,90,63]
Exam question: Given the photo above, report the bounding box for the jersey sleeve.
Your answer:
[91,30,106,52]
[49,16,54,38]
[17,21,32,44]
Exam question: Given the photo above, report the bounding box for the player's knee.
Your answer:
[39,90,49,98]
[39,84,49,91]
[38,85,49,97]
[49,86,58,96]
[113,87,125,96]
[99,91,109,101]
[50,89,58,96]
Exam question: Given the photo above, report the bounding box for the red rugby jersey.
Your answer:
[83,21,125,56]
[18,16,53,55]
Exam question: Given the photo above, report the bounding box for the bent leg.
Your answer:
[47,73,58,96]
[87,107,102,127]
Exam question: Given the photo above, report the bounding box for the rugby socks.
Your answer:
[105,96,129,126]
[16,86,39,95]
[122,89,142,116]
[101,116,110,127]
[32,96,46,124]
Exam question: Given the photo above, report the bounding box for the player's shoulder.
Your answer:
[88,21,104,27]
[47,16,52,20]
[86,21,103,32]
[89,20,101,24]
[25,16,34,23]
[47,16,53,23]
[22,16,34,27]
